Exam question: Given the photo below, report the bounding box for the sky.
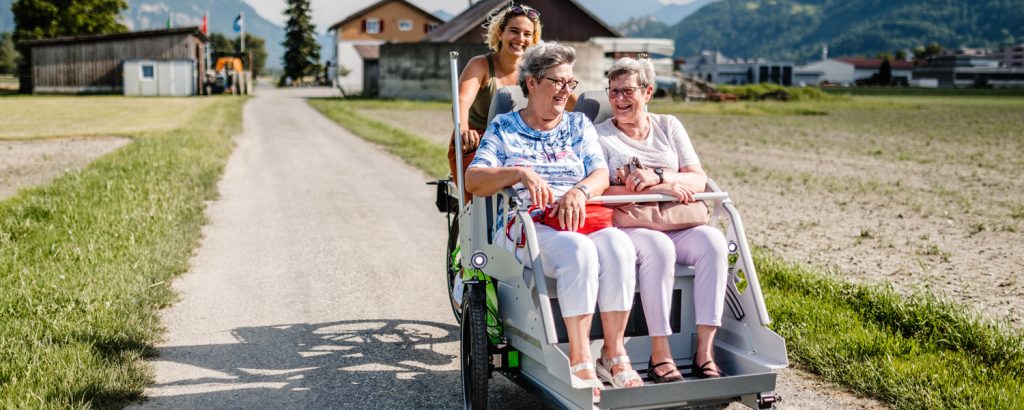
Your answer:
[243,0,469,33]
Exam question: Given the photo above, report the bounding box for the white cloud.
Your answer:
[659,0,700,4]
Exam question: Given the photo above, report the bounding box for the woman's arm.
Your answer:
[454,56,487,151]
[465,166,555,208]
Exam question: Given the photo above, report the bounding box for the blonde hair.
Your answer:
[483,4,542,53]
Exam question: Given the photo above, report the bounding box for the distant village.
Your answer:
[13,0,1024,97]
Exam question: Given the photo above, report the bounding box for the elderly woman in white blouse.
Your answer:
[595,57,729,382]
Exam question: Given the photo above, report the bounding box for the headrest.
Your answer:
[573,90,613,125]
[486,86,527,124]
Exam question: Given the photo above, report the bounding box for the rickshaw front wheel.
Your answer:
[461,281,490,409]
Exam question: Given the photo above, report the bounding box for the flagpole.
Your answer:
[240,11,246,53]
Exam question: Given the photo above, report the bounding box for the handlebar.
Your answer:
[588,192,729,204]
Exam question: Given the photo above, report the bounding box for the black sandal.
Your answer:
[646,358,683,383]
[692,359,726,379]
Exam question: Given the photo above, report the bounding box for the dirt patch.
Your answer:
[0,137,131,201]
[682,107,1024,327]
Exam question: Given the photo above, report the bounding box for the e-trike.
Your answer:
[431,52,787,409]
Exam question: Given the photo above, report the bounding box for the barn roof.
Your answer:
[19,27,206,47]
[423,0,620,43]
[328,0,441,32]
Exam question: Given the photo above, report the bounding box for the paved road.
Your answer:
[132,87,542,409]
[132,87,883,410]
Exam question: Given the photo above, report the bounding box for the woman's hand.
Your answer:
[649,181,696,203]
[549,188,587,231]
[455,128,481,153]
[625,168,660,192]
[518,167,555,208]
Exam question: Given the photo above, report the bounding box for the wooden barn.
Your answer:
[18,27,208,94]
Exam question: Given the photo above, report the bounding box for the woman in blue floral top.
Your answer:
[466,42,643,394]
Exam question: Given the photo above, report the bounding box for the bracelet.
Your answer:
[573,184,592,200]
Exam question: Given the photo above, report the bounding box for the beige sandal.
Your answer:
[569,361,605,390]
[596,355,644,388]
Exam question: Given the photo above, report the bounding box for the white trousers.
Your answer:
[535,225,637,318]
[623,225,729,334]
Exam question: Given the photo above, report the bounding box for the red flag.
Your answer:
[201,13,208,35]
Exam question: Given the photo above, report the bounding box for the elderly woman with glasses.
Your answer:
[465,42,643,393]
[450,2,557,199]
[595,57,730,382]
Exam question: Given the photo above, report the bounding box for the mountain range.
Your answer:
[586,0,721,25]
[5,0,1021,68]
[0,0,331,70]
[635,0,1024,62]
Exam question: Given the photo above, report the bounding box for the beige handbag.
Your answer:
[612,157,709,231]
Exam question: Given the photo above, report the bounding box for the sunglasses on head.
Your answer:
[507,3,540,21]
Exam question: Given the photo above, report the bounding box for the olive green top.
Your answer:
[467,54,499,131]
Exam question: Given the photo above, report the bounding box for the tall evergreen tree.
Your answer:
[12,0,127,91]
[281,0,319,85]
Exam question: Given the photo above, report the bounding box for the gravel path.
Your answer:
[128,87,543,409]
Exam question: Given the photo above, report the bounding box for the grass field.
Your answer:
[0,96,244,408]
[311,94,1024,409]
[0,96,212,140]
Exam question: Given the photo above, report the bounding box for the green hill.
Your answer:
[655,0,1024,61]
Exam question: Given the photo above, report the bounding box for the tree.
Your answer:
[912,42,944,61]
[878,58,892,85]
[208,32,268,78]
[894,49,908,61]
[281,0,320,85]
[12,0,127,91]
[0,33,19,75]
[13,0,127,41]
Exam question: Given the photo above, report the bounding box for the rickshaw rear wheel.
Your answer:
[461,282,490,409]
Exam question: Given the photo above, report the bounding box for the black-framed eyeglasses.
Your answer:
[544,77,579,91]
[508,3,540,21]
[606,85,645,98]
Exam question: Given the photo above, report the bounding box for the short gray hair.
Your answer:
[518,41,576,97]
[607,57,656,90]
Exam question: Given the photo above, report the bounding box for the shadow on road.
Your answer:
[137,319,547,409]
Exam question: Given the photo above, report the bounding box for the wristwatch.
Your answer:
[653,168,665,184]
[574,184,592,200]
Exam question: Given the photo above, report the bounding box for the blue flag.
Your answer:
[233,14,243,33]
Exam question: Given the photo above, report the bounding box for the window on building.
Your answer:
[365,18,381,34]
[141,64,155,80]
[425,22,439,33]
[399,20,412,31]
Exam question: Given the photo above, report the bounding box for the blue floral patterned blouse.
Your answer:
[469,110,608,202]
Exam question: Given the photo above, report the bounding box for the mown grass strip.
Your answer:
[307,98,449,178]
[0,97,244,408]
[758,250,1023,409]
[311,97,1024,409]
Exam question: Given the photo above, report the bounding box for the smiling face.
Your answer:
[608,73,653,125]
[527,63,575,118]
[499,16,536,57]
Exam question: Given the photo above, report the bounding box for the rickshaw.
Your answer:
[431,52,787,409]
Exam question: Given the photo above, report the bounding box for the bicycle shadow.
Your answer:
[133,319,546,409]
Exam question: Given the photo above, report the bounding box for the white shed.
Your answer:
[123,59,196,96]
[798,60,855,85]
